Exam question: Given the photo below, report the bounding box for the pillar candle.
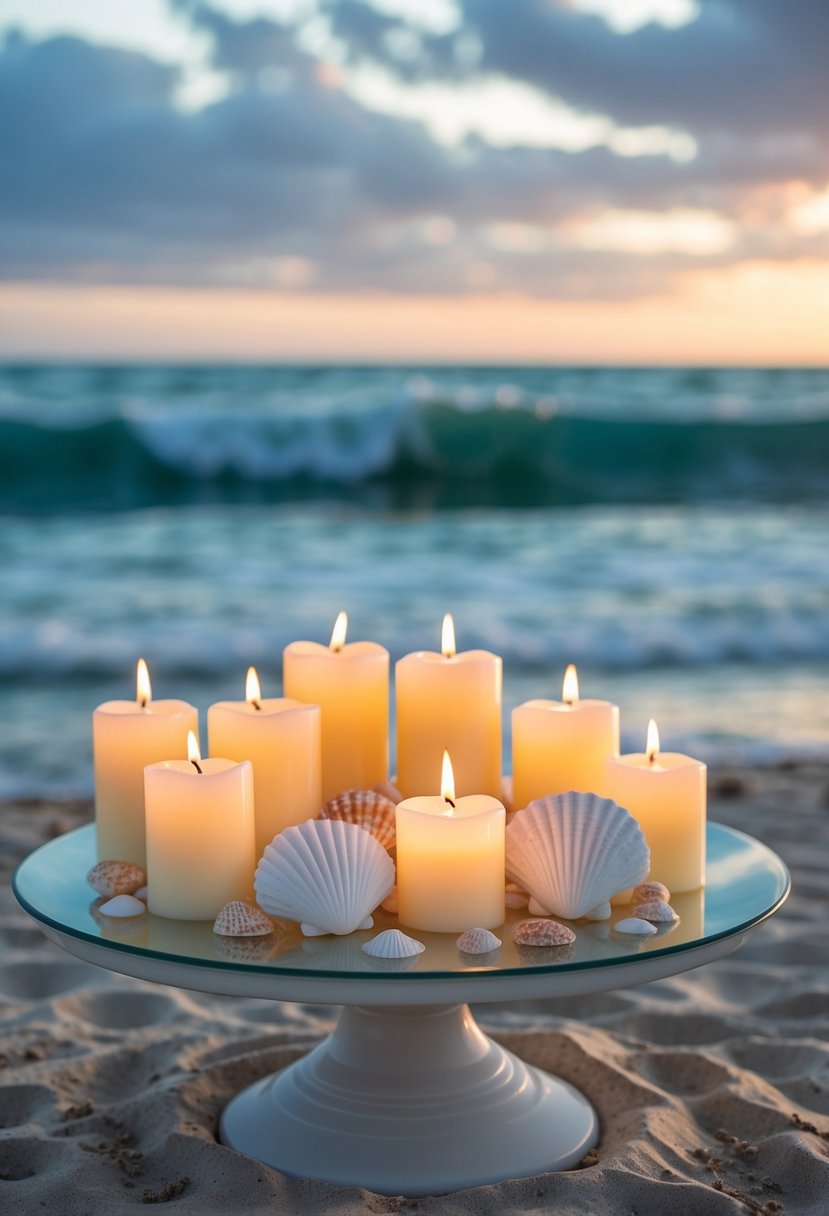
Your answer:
[604,720,706,893]
[283,612,389,802]
[93,659,198,867]
[396,614,502,800]
[396,752,505,932]
[208,667,321,857]
[144,733,255,920]
[512,664,619,810]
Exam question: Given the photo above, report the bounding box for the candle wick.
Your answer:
[251,700,262,712]
[191,759,203,775]
[444,797,455,809]
[139,697,148,709]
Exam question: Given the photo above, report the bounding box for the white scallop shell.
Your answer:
[87,860,146,898]
[613,917,658,936]
[98,894,146,918]
[213,900,274,938]
[254,819,395,937]
[456,927,501,955]
[506,791,650,921]
[319,789,397,851]
[362,929,424,959]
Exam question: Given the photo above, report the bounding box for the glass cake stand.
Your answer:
[14,821,789,1197]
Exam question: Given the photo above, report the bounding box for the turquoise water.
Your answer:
[2,364,828,794]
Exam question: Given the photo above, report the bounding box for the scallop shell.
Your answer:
[319,789,397,851]
[631,881,670,904]
[372,781,403,804]
[98,894,146,918]
[254,818,395,937]
[213,900,274,938]
[513,918,575,947]
[505,791,650,921]
[632,898,679,923]
[456,927,501,955]
[362,929,424,959]
[87,860,146,898]
[613,917,658,936]
[585,901,612,921]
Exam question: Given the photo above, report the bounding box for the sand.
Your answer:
[1,766,828,1214]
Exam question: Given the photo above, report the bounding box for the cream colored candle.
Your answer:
[512,664,619,809]
[208,667,321,857]
[144,733,255,920]
[604,720,706,894]
[93,659,198,867]
[396,614,502,800]
[283,612,389,802]
[396,752,505,932]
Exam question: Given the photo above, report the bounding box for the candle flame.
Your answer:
[441,613,456,659]
[329,610,348,652]
[246,665,262,709]
[441,749,456,807]
[187,730,203,773]
[136,658,151,708]
[562,663,579,705]
[646,718,660,764]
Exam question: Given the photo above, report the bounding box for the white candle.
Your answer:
[283,612,389,802]
[396,614,502,800]
[144,733,255,920]
[208,667,321,857]
[93,659,198,867]
[604,720,706,894]
[512,664,619,809]
[396,752,505,932]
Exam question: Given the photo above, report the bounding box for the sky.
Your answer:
[0,0,827,363]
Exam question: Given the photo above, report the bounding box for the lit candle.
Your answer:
[144,732,255,920]
[396,751,505,932]
[511,664,620,809]
[93,659,198,867]
[283,612,389,802]
[208,666,321,857]
[396,614,502,800]
[604,720,706,893]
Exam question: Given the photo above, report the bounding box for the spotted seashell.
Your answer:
[632,898,679,923]
[213,900,274,938]
[362,929,424,959]
[505,884,529,909]
[381,886,398,914]
[98,894,146,918]
[613,917,658,936]
[456,927,502,955]
[319,789,397,851]
[631,881,670,904]
[513,918,575,947]
[87,860,146,898]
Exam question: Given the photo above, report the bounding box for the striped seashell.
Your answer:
[631,881,670,904]
[456,927,501,955]
[613,917,658,936]
[213,900,274,938]
[98,894,146,918]
[632,898,679,923]
[320,789,397,851]
[87,860,146,898]
[362,929,424,959]
[513,918,575,947]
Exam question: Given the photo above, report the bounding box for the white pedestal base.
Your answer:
[219,1003,598,1197]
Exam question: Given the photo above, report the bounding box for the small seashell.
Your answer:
[631,881,670,904]
[362,929,425,959]
[87,860,146,898]
[134,885,148,902]
[632,898,679,923]
[213,900,274,938]
[215,935,275,964]
[505,884,529,909]
[513,918,575,947]
[456,927,501,955]
[527,896,552,916]
[98,894,146,918]
[584,902,612,921]
[319,789,397,851]
[381,886,398,914]
[613,917,658,936]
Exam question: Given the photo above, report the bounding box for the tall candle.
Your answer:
[208,667,321,857]
[93,659,198,867]
[396,752,505,932]
[396,614,502,800]
[512,665,619,809]
[604,720,706,894]
[144,733,255,920]
[283,612,389,802]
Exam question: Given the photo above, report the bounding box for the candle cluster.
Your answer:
[92,613,706,927]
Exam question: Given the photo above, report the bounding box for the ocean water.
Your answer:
[2,363,828,796]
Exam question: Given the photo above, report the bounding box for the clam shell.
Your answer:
[456,927,501,955]
[87,860,146,898]
[362,929,424,959]
[98,894,146,918]
[613,917,658,936]
[505,884,529,909]
[213,900,274,938]
[631,881,670,904]
[506,791,650,921]
[513,918,575,947]
[254,819,395,937]
[319,789,397,851]
[632,898,679,923]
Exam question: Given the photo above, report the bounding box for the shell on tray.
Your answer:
[613,917,657,936]
[456,927,501,955]
[362,929,424,959]
[380,886,398,914]
[213,900,274,938]
[319,788,397,851]
[631,880,670,904]
[632,898,679,923]
[513,918,575,947]
[505,791,650,921]
[98,894,146,918]
[505,883,529,909]
[87,860,146,898]
[254,818,395,937]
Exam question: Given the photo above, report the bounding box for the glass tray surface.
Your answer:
[13,822,789,982]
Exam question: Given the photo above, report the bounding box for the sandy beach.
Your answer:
[1,765,826,1214]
